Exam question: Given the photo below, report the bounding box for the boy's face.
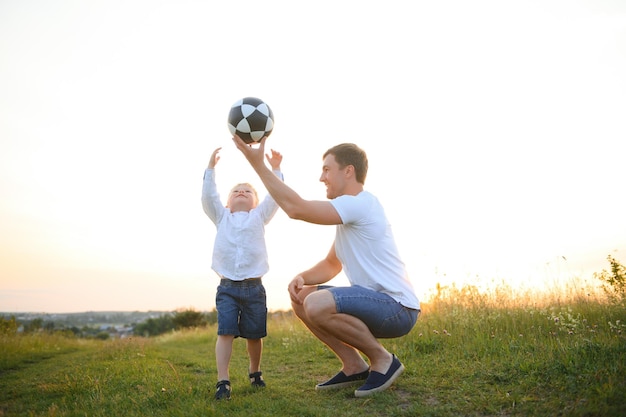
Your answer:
[227,185,258,212]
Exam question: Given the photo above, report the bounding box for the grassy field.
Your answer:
[1,283,625,417]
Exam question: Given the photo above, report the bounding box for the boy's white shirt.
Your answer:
[202,168,283,281]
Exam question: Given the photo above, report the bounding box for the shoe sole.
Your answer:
[354,363,405,397]
[315,379,366,391]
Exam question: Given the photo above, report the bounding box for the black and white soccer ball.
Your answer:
[227,97,274,144]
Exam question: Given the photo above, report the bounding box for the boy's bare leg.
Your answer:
[247,338,263,373]
[215,334,234,381]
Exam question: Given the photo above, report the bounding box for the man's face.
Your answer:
[319,154,347,199]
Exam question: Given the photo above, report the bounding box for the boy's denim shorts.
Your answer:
[319,285,419,338]
[216,278,267,339]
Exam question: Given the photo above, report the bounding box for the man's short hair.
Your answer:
[323,143,368,185]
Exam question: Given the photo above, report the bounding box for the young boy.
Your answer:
[201,146,283,400]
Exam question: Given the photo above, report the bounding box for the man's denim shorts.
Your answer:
[319,285,419,338]
[216,278,267,339]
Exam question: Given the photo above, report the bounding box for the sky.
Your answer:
[1,0,625,313]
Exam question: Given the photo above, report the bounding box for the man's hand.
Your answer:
[232,135,267,170]
[288,275,306,305]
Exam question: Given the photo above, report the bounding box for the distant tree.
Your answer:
[594,255,626,306]
[44,321,55,333]
[81,325,93,336]
[206,309,217,325]
[24,318,43,333]
[95,331,110,340]
[172,308,207,329]
[134,314,175,337]
[0,316,18,335]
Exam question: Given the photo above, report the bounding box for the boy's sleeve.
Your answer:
[201,168,224,224]
[257,169,283,223]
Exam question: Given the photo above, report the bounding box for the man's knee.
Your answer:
[302,290,335,320]
[291,301,305,317]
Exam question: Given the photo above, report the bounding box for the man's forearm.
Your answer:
[253,163,301,216]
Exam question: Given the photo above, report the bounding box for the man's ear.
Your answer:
[344,165,355,179]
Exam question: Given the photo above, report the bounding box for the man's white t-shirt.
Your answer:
[330,191,420,310]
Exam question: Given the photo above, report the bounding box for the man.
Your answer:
[232,136,420,397]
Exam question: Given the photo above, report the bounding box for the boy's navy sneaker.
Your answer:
[214,380,231,400]
[249,371,266,388]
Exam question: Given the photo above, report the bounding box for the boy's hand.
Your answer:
[266,149,283,171]
[208,147,222,168]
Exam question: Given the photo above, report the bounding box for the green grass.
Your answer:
[1,285,625,417]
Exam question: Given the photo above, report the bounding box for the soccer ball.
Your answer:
[227,97,274,144]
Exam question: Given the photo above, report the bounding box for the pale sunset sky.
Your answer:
[1,0,625,313]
